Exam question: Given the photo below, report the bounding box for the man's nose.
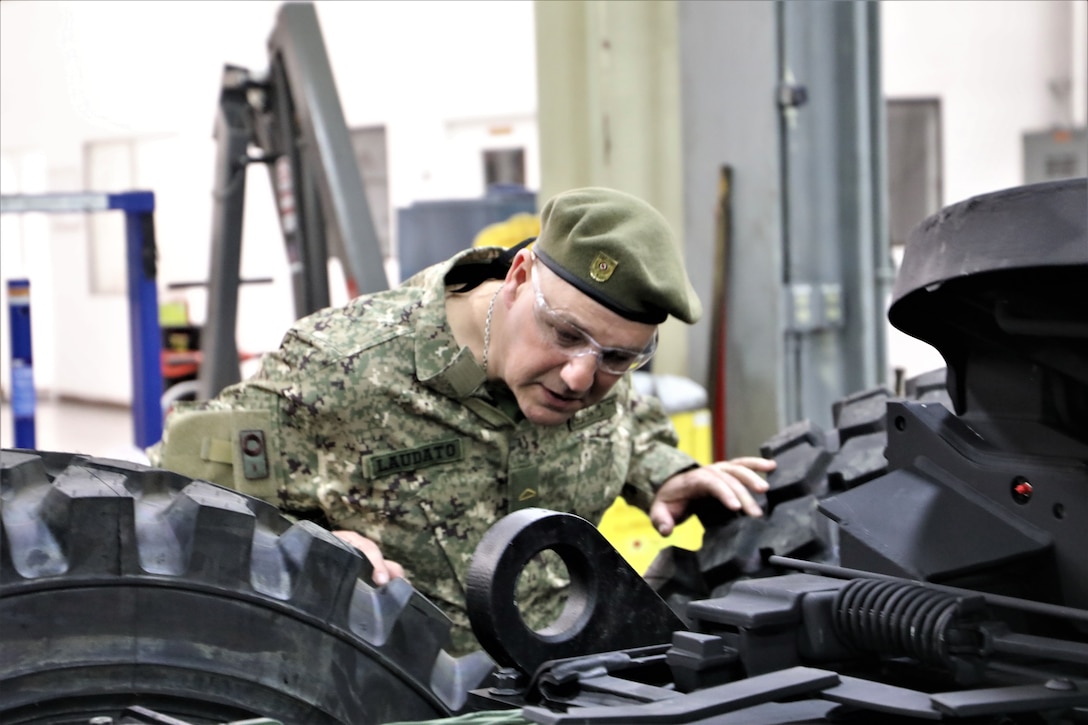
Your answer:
[559,353,597,392]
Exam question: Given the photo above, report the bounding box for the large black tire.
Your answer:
[0,449,494,724]
[646,369,952,617]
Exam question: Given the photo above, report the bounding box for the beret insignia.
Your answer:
[590,252,619,282]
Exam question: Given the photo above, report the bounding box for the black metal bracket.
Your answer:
[465,508,686,676]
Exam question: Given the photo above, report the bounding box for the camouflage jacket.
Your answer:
[151,247,698,654]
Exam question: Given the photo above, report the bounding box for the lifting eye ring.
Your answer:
[465,508,685,675]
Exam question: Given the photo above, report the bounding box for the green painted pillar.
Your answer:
[534,0,690,375]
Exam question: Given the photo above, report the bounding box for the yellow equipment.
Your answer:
[598,389,713,574]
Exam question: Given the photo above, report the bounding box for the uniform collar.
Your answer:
[414,247,503,399]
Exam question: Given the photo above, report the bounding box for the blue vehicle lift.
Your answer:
[1,191,164,449]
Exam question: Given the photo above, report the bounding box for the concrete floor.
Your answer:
[0,397,149,463]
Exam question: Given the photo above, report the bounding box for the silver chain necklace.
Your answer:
[481,286,501,374]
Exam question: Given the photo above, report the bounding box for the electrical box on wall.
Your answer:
[1023,128,1087,184]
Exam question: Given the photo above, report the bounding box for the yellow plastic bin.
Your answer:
[598,373,713,574]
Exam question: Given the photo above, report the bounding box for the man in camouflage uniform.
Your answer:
[151,187,774,654]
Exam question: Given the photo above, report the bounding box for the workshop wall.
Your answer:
[0,0,1081,420]
[0,0,537,406]
[882,0,1087,381]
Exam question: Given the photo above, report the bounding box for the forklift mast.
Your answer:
[199,1,387,400]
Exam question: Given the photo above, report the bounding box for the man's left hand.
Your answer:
[649,457,776,536]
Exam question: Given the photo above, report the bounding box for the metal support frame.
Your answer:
[199,1,387,400]
[200,67,250,402]
[0,191,163,448]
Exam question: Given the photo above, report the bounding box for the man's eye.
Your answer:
[602,350,638,368]
[552,324,585,347]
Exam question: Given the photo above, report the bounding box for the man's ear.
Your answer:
[503,249,533,302]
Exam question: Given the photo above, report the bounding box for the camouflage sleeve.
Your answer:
[215,321,365,517]
[616,381,699,512]
[151,314,357,517]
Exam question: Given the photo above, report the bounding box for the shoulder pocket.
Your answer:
[158,406,281,502]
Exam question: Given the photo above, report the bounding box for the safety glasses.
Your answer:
[530,259,657,375]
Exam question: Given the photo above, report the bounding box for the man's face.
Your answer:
[496,254,658,426]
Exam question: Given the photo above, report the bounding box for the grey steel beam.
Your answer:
[778,0,889,423]
[198,67,250,401]
[268,2,387,301]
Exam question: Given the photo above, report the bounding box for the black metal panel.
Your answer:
[820,400,1088,610]
[518,666,839,724]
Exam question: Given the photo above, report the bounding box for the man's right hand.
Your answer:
[333,530,406,586]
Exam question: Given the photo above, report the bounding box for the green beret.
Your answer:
[533,187,702,325]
